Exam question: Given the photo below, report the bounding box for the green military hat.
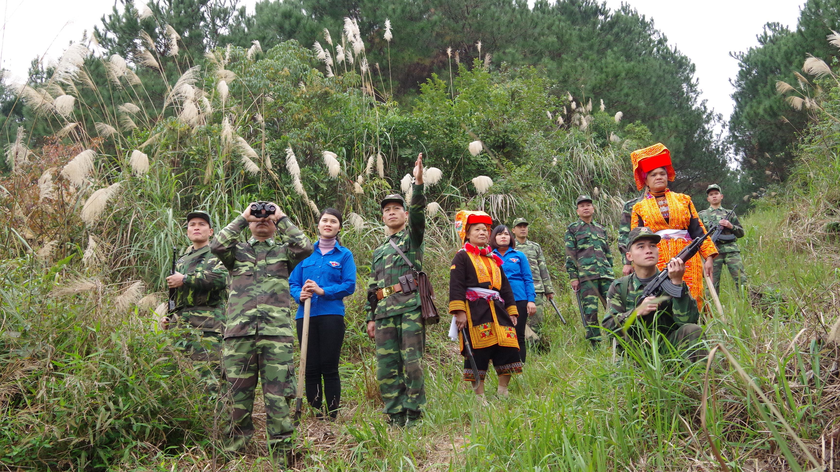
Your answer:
[626,226,661,246]
[575,195,593,205]
[512,217,529,227]
[706,184,722,194]
[186,210,212,227]
[380,193,406,209]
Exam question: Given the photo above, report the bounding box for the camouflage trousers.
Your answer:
[172,326,223,391]
[222,335,296,452]
[527,293,547,333]
[577,278,612,342]
[712,251,747,293]
[374,309,426,417]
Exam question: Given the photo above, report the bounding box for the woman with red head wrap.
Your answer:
[629,144,718,310]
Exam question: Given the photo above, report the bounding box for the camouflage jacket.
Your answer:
[365,184,425,322]
[211,216,313,338]
[698,207,744,254]
[172,245,228,333]
[618,196,642,265]
[516,240,555,295]
[602,271,699,334]
[565,219,614,282]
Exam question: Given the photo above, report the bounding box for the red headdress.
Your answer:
[630,143,675,190]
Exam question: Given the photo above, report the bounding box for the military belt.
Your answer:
[376,283,403,300]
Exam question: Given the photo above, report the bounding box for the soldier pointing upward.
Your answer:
[366,153,426,428]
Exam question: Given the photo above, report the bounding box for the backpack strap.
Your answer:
[389,238,417,272]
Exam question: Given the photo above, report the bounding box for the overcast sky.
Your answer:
[0,0,805,126]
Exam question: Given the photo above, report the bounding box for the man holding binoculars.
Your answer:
[211,201,313,462]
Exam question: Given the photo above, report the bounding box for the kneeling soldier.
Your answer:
[211,202,313,460]
[602,227,706,362]
[164,210,228,390]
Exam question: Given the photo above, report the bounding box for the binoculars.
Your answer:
[250,201,277,219]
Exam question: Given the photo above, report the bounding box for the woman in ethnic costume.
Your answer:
[449,211,522,397]
[629,143,718,310]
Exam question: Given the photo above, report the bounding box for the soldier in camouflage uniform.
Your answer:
[618,195,643,276]
[602,227,706,362]
[365,153,426,428]
[698,184,747,293]
[164,211,228,390]
[211,203,313,457]
[511,218,555,333]
[565,195,614,346]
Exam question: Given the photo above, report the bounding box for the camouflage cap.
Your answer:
[626,226,661,246]
[380,193,406,209]
[186,210,212,227]
[512,217,529,227]
[706,184,722,194]
[576,195,593,205]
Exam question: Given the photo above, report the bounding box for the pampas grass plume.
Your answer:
[56,122,78,139]
[828,30,840,49]
[786,96,804,111]
[471,175,493,194]
[81,182,121,225]
[247,40,262,60]
[600,99,605,112]
[218,80,229,105]
[216,69,236,82]
[119,102,141,114]
[324,29,333,46]
[286,147,301,179]
[803,56,832,79]
[775,81,795,94]
[423,167,442,186]
[468,140,483,156]
[36,240,58,261]
[137,49,161,71]
[426,201,442,217]
[137,293,159,311]
[129,150,149,176]
[384,19,392,42]
[307,200,320,215]
[614,111,623,123]
[354,182,364,194]
[38,169,55,202]
[376,153,385,178]
[116,281,145,311]
[347,212,364,231]
[322,151,341,178]
[62,149,96,186]
[82,235,100,267]
[154,302,169,317]
[54,95,75,117]
[95,122,118,138]
[165,25,180,57]
[400,174,413,193]
[51,277,98,297]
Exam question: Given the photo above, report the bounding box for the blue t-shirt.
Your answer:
[493,248,536,302]
[290,240,357,319]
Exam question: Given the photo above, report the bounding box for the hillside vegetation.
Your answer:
[0,7,839,472]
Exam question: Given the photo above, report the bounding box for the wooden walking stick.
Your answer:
[294,298,312,423]
[704,273,726,322]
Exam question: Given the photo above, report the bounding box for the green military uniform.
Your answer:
[512,218,555,332]
[603,226,705,361]
[171,244,228,388]
[211,215,312,453]
[565,198,614,342]
[698,205,746,293]
[365,185,426,426]
[603,272,704,361]
[618,196,642,266]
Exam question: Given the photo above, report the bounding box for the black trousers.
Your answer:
[515,300,530,363]
[295,315,346,417]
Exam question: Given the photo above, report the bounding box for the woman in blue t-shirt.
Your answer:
[290,208,356,419]
[491,224,536,362]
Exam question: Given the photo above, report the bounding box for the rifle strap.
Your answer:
[389,239,417,273]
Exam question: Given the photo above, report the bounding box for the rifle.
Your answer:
[167,246,178,313]
[460,328,481,392]
[634,205,738,306]
[548,297,567,325]
[710,205,738,245]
